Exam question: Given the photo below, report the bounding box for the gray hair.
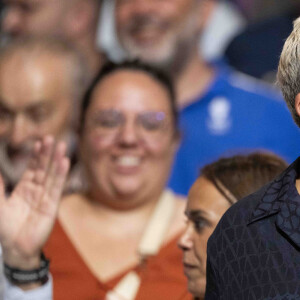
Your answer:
[0,36,90,129]
[277,17,300,127]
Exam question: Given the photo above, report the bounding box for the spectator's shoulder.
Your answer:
[226,69,283,102]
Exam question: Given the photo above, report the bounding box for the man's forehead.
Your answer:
[0,98,51,111]
[1,51,67,76]
[0,77,71,111]
[0,60,71,105]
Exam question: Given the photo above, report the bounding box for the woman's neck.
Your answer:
[62,190,163,230]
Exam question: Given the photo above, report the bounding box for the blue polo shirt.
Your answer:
[168,66,300,195]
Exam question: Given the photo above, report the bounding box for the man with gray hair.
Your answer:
[205,16,300,299]
[0,37,88,192]
[0,36,88,300]
[1,0,104,76]
[115,0,300,196]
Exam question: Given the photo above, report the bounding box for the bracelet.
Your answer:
[4,253,50,285]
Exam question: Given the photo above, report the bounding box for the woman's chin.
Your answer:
[112,182,142,198]
[115,188,139,198]
[187,279,205,299]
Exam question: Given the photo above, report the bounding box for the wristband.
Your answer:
[4,253,50,285]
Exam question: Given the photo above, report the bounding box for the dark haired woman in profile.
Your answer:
[179,152,287,300]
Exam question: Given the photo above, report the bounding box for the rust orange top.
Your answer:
[44,221,192,300]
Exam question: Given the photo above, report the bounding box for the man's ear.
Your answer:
[295,93,300,117]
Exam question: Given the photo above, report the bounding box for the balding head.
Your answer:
[0,37,88,185]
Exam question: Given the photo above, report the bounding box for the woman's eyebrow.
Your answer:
[185,210,208,220]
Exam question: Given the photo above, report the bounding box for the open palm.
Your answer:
[0,136,70,268]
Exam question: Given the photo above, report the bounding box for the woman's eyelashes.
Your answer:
[193,217,210,233]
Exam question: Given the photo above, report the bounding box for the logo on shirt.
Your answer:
[206,97,232,135]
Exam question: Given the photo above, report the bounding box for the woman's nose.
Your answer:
[178,225,194,251]
[117,120,140,146]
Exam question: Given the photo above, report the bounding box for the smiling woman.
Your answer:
[78,60,178,205]
[0,60,189,300]
[178,152,288,299]
[45,61,188,299]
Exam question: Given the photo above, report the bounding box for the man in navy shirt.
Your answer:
[115,0,300,195]
[206,17,300,299]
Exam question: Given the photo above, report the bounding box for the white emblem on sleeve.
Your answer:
[206,97,232,135]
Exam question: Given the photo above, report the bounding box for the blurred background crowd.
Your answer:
[1,0,300,81]
[0,0,299,299]
[99,0,300,82]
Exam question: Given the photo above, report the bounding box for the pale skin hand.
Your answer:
[0,136,70,289]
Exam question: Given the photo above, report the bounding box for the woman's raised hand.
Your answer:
[0,136,70,270]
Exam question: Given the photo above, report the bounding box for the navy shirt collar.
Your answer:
[248,157,300,247]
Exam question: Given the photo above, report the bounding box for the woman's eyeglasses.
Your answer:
[86,109,172,142]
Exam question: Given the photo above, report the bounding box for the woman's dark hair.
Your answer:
[80,60,178,132]
[201,152,288,205]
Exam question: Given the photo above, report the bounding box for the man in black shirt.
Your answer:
[205,16,300,300]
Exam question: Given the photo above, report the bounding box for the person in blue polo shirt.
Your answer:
[115,0,300,195]
[170,65,300,195]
